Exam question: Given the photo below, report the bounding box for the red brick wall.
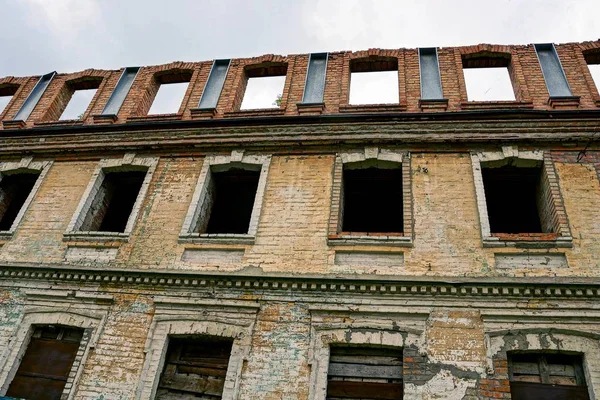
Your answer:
[1,40,600,130]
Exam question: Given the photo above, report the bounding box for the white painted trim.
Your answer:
[135,300,258,400]
[65,153,159,239]
[179,150,271,241]
[308,323,422,400]
[0,309,106,400]
[0,158,53,238]
[471,147,548,242]
[487,329,600,400]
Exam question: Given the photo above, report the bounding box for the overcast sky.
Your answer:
[1,0,599,77]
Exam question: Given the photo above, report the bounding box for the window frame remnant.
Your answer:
[535,43,574,98]
[0,158,52,238]
[65,154,158,240]
[326,346,403,400]
[328,148,412,247]
[12,72,56,122]
[461,51,517,102]
[198,59,231,110]
[180,151,271,244]
[156,335,234,399]
[5,325,85,400]
[301,53,328,104]
[508,352,590,400]
[419,47,444,100]
[471,147,571,247]
[101,66,140,116]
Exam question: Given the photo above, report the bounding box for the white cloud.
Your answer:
[19,0,102,39]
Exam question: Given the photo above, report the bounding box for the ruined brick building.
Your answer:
[0,39,600,399]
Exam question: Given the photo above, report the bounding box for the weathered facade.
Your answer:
[0,40,600,399]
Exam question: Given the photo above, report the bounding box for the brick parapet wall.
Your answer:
[2,40,600,130]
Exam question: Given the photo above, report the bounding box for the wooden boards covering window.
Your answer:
[327,346,403,400]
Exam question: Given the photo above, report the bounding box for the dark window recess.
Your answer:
[0,173,39,231]
[156,336,233,399]
[80,170,146,233]
[327,346,403,400]
[6,325,84,400]
[482,165,544,234]
[342,167,403,233]
[204,168,260,234]
[509,352,590,400]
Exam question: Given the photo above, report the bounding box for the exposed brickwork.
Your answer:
[0,40,600,400]
[2,40,600,130]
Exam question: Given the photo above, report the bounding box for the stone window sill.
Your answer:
[328,233,413,247]
[224,108,285,118]
[92,114,117,123]
[2,120,26,129]
[127,113,183,123]
[63,231,130,243]
[547,96,580,109]
[419,98,449,111]
[483,233,572,248]
[296,102,325,115]
[0,231,14,241]
[178,233,255,245]
[190,107,217,119]
[34,119,84,127]
[339,103,407,113]
[460,100,534,110]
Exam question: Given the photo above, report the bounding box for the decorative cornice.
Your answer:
[1,263,600,300]
[0,115,600,158]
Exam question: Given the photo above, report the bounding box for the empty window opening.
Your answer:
[201,167,260,234]
[349,57,399,105]
[462,53,515,101]
[0,172,39,231]
[508,352,589,400]
[148,81,190,115]
[342,164,403,233]
[584,51,600,94]
[60,88,97,120]
[464,68,516,101]
[327,346,403,400]
[156,335,233,399]
[0,84,18,114]
[240,75,286,110]
[6,325,84,400]
[79,170,146,233]
[589,64,600,92]
[0,95,12,114]
[482,164,546,234]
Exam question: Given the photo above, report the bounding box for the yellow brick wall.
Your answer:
[2,153,600,277]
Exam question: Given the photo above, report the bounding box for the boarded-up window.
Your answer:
[509,352,590,400]
[156,336,233,399]
[6,326,83,400]
[326,346,403,400]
